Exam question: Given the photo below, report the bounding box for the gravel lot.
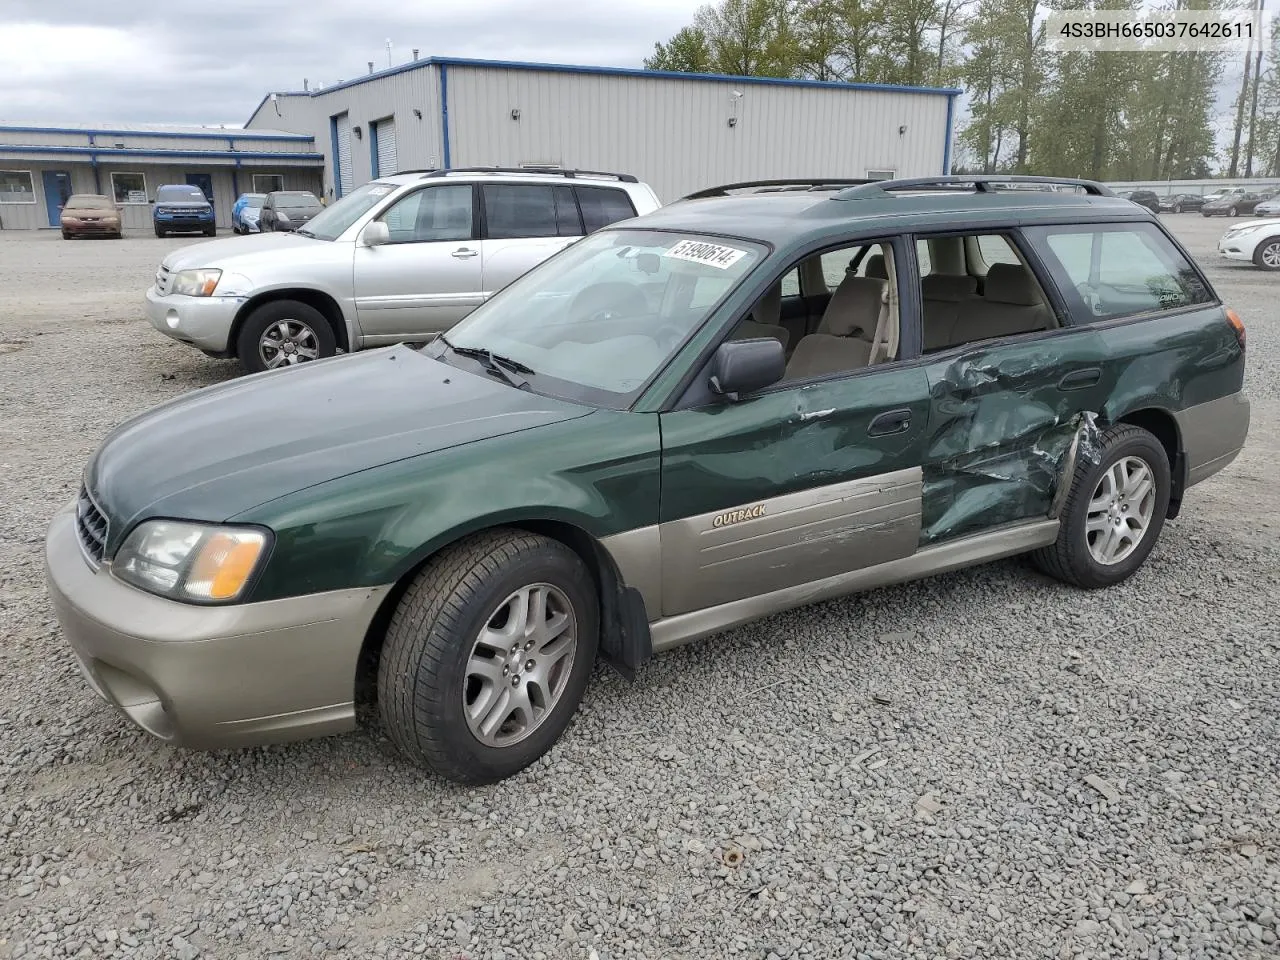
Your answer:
[1,217,1277,960]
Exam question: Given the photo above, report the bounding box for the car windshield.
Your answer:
[157,186,206,203]
[432,228,767,409]
[66,196,112,209]
[277,194,319,208]
[296,181,398,240]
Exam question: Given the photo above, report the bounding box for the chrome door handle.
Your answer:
[451,248,478,259]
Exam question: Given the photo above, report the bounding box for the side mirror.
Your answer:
[360,220,390,246]
[708,338,785,400]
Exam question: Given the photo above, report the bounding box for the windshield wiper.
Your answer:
[295,227,318,238]
[438,336,534,388]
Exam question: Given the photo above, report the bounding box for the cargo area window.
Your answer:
[1024,222,1214,321]
[0,170,35,203]
[575,186,637,233]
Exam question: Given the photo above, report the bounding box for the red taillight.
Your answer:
[1226,308,1246,349]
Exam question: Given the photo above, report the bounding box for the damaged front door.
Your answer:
[657,364,932,618]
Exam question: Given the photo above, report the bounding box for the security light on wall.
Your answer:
[899,125,907,135]
[511,108,521,121]
[412,108,422,119]
[353,125,362,139]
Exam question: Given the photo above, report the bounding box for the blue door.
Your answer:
[185,173,215,223]
[42,170,72,227]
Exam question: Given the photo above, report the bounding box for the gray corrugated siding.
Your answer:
[248,63,949,204]
[445,67,948,201]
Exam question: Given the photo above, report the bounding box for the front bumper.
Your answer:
[144,286,243,353]
[1218,237,1257,262]
[63,220,121,235]
[44,502,390,749]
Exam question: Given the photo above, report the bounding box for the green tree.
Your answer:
[645,26,714,73]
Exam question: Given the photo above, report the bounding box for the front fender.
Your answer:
[235,411,663,603]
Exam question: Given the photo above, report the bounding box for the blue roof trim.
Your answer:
[0,123,313,143]
[0,144,323,161]
[287,55,961,100]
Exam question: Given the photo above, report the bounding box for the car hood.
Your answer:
[1226,217,1280,230]
[161,231,326,270]
[85,348,593,544]
[276,208,321,219]
[64,207,116,217]
[157,200,212,208]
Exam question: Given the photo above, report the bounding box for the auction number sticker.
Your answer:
[665,239,748,269]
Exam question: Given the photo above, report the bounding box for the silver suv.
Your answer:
[145,167,661,373]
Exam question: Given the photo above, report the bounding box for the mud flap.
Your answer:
[599,586,653,682]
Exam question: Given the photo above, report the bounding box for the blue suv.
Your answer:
[153,184,215,238]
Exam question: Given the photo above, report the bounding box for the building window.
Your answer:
[0,170,35,204]
[866,169,896,181]
[253,174,284,193]
[111,172,148,204]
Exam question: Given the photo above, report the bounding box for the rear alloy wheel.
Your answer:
[378,529,599,784]
[235,299,336,374]
[1172,204,1182,214]
[1253,237,1280,270]
[1031,424,1170,589]
[1228,206,1239,217]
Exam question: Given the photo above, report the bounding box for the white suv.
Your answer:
[145,168,661,373]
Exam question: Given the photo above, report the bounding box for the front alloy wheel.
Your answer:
[378,529,599,784]
[463,584,578,747]
[236,299,337,375]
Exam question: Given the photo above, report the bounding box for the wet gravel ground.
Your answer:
[1,218,1277,959]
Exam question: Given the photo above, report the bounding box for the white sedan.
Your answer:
[1218,219,1280,269]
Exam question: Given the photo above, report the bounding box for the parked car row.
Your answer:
[48,173,1250,785]
[1121,185,1280,217]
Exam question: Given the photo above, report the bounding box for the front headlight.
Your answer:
[113,520,270,603]
[170,268,223,297]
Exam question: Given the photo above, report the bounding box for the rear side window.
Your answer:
[482,184,580,239]
[1024,222,1213,321]
[575,186,638,233]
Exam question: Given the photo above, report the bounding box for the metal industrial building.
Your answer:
[0,123,323,230]
[245,57,960,203]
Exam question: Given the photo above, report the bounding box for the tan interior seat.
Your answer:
[949,263,1051,345]
[920,274,980,351]
[786,275,886,379]
[730,281,790,349]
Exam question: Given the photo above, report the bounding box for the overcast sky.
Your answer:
[0,0,703,126]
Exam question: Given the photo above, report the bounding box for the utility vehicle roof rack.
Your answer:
[833,175,1114,199]
[681,178,875,200]
[412,166,639,183]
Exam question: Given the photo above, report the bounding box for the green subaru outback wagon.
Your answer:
[46,176,1250,784]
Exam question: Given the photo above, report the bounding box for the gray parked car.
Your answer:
[259,191,323,232]
[144,168,661,373]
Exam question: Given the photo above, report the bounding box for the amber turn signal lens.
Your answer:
[186,531,266,600]
[1225,308,1246,349]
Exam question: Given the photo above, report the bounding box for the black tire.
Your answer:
[235,299,336,374]
[154,225,165,238]
[1032,424,1171,589]
[1172,204,1182,214]
[203,226,215,237]
[1228,206,1238,218]
[1253,236,1280,270]
[61,230,71,240]
[377,529,599,785]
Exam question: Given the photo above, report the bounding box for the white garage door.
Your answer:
[335,113,353,197]
[375,118,398,176]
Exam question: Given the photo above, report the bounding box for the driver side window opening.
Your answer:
[380,184,474,243]
[913,231,1059,353]
[728,239,901,384]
